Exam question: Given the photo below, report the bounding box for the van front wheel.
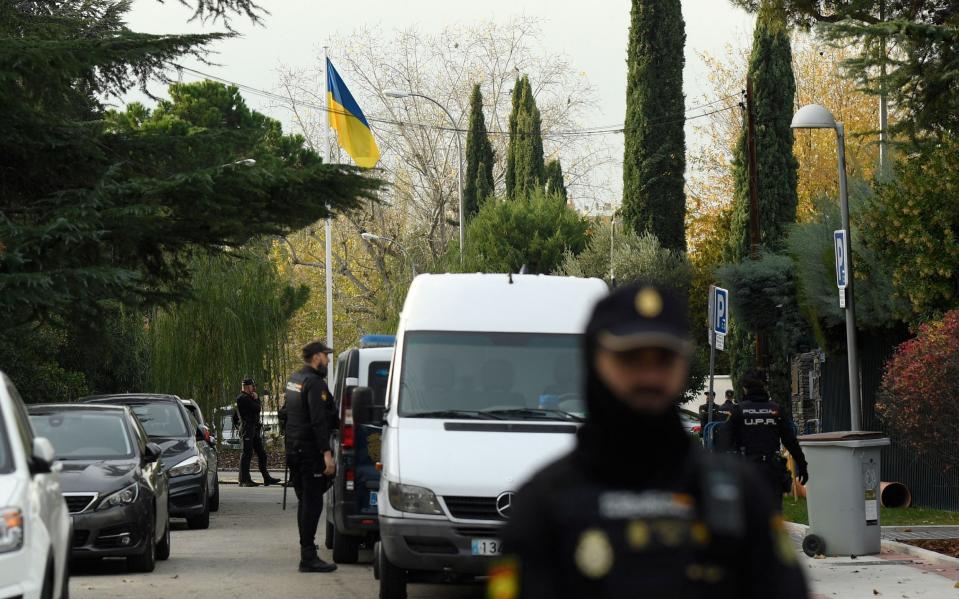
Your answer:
[378,547,407,599]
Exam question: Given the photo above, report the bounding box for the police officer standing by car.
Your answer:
[283,341,338,573]
[237,378,283,488]
[491,283,809,599]
[727,370,809,512]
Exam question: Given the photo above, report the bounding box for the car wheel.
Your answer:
[156,517,171,561]
[209,474,220,512]
[59,551,70,599]
[324,519,334,550]
[40,555,55,599]
[187,491,211,530]
[378,546,407,599]
[332,526,360,564]
[127,523,156,573]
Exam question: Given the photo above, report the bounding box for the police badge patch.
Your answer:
[575,528,614,579]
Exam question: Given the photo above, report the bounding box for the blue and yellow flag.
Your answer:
[327,58,380,168]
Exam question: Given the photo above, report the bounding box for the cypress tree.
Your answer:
[463,84,495,219]
[505,76,546,199]
[725,0,800,398]
[622,0,687,251]
[726,0,799,262]
[544,159,568,202]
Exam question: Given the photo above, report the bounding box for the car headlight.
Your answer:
[97,483,139,510]
[169,455,204,478]
[387,482,443,515]
[0,508,24,553]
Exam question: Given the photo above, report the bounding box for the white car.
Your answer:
[0,372,71,599]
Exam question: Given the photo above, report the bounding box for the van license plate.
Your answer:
[471,539,502,556]
[369,492,378,507]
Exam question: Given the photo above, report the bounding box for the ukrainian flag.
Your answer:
[327,58,380,168]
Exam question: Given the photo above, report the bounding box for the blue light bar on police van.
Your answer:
[359,335,396,349]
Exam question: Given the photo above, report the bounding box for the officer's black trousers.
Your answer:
[289,456,327,549]
[748,457,786,512]
[239,433,271,483]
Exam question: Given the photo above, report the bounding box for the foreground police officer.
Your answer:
[728,370,809,511]
[236,378,283,487]
[492,283,809,599]
[283,341,338,573]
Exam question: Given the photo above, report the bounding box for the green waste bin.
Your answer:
[798,431,890,557]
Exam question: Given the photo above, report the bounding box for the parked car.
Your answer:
[180,400,219,512]
[324,334,394,563]
[372,274,606,599]
[28,404,171,572]
[83,394,213,529]
[0,371,71,599]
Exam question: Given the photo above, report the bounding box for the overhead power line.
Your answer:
[172,65,738,138]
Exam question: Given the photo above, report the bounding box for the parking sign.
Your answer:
[834,230,848,290]
[713,286,729,336]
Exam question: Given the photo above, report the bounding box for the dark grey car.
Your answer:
[28,404,171,572]
[83,394,213,530]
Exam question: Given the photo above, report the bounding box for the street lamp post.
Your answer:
[385,90,465,261]
[361,232,417,278]
[792,104,862,431]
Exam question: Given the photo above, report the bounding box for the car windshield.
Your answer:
[29,411,134,460]
[399,331,584,419]
[127,402,188,438]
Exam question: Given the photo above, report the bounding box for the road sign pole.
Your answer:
[707,286,717,427]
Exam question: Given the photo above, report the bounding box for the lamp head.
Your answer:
[385,90,410,99]
[791,104,838,130]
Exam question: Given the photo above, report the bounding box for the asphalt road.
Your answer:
[71,485,484,599]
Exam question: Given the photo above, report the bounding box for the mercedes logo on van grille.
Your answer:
[496,492,515,519]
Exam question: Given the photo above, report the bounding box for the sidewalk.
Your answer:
[789,523,959,597]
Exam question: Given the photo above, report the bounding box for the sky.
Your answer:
[125,0,756,208]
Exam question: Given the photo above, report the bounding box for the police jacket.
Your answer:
[283,366,337,459]
[495,347,809,599]
[728,392,807,469]
[235,392,261,430]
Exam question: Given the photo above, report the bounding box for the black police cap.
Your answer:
[301,340,333,361]
[586,282,692,354]
[242,377,255,386]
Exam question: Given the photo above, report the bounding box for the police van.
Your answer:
[352,274,606,598]
[324,334,394,563]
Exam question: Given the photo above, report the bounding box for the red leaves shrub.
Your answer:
[877,310,959,470]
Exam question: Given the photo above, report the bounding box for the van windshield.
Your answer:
[399,331,584,420]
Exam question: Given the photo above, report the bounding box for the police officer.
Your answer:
[236,378,283,487]
[727,370,809,512]
[492,283,809,599]
[283,341,338,573]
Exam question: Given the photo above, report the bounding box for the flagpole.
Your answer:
[323,46,334,352]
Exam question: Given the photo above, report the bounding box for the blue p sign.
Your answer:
[834,230,848,290]
[714,287,729,335]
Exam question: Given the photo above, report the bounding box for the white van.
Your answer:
[370,274,606,598]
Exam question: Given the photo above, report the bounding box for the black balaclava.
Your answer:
[573,286,692,487]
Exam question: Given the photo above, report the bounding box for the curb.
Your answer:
[786,521,959,568]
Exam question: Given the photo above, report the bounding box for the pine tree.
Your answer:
[726,0,799,263]
[544,159,568,202]
[505,76,546,199]
[622,0,687,251]
[0,2,382,330]
[463,84,495,219]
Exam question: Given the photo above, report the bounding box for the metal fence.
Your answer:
[816,330,959,511]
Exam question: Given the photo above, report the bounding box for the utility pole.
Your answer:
[746,77,763,366]
[878,0,890,179]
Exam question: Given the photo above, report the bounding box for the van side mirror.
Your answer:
[352,387,383,426]
[144,442,163,463]
[30,437,56,475]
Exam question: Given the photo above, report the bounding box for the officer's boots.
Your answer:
[299,545,337,573]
